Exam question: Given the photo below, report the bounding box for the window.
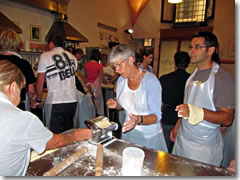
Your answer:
[144,38,152,47]
[175,0,206,23]
[161,0,215,26]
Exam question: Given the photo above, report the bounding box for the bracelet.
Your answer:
[138,116,144,125]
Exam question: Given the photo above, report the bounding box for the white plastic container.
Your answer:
[121,147,145,176]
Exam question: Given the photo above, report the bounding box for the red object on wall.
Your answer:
[30,43,49,52]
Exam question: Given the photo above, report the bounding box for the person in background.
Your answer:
[74,51,96,129]
[73,48,88,78]
[73,48,92,95]
[85,49,109,116]
[106,44,167,152]
[139,48,154,73]
[221,118,236,168]
[170,32,235,166]
[101,53,118,83]
[0,60,92,176]
[135,52,142,67]
[33,35,78,134]
[0,29,35,111]
[159,51,190,153]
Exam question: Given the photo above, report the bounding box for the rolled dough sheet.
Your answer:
[30,148,58,162]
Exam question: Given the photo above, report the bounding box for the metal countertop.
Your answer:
[26,138,233,176]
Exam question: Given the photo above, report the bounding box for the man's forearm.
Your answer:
[36,83,43,100]
[203,108,234,126]
[45,133,75,150]
[27,84,35,101]
[45,129,92,150]
[35,73,45,101]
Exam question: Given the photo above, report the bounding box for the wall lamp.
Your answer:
[124,29,134,34]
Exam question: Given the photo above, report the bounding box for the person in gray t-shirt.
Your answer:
[0,60,92,176]
[170,32,235,167]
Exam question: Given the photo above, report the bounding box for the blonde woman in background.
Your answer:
[0,29,36,111]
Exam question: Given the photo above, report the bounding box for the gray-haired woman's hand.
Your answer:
[106,98,117,109]
[122,113,138,133]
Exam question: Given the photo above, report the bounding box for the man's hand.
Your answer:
[30,100,40,109]
[73,128,93,141]
[175,104,190,118]
[176,104,204,125]
[227,158,235,175]
[46,129,92,150]
[170,118,181,142]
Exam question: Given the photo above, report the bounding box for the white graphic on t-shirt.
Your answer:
[46,52,76,81]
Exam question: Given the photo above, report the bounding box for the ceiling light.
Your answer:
[168,0,182,4]
[124,29,134,34]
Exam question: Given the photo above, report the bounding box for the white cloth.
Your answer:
[0,92,53,176]
[37,47,78,104]
[0,51,22,58]
[75,91,96,128]
[117,69,167,152]
[173,62,223,166]
[87,76,104,116]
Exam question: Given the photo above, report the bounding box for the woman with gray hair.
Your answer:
[107,44,167,152]
[0,60,92,176]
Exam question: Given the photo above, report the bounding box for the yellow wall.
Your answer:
[0,0,54,44]
[213,0,235,78]
[0,0,235,78]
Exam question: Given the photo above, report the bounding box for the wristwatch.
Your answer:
[138,116,144,125]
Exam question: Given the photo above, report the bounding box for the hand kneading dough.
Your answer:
[188,104,204,125]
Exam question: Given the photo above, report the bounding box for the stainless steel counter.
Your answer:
[26,138,233,176]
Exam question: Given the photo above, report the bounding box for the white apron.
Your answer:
[87,76,104,116]
[172,62,223,166]
[117,70,168,152]
[75,91,96,128]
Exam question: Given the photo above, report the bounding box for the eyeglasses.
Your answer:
[188,44,209,50]
[113,60,125,70]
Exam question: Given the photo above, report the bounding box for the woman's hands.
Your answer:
[122,113,138,133]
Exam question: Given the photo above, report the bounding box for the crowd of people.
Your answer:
[0,29,235,175]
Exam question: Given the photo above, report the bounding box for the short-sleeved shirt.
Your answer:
[0,54,36,101]
[159,69,190,125]
[85,61,103,83]
[192,66,235,109]
[37,47,78,104]
[0,92,53,176]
